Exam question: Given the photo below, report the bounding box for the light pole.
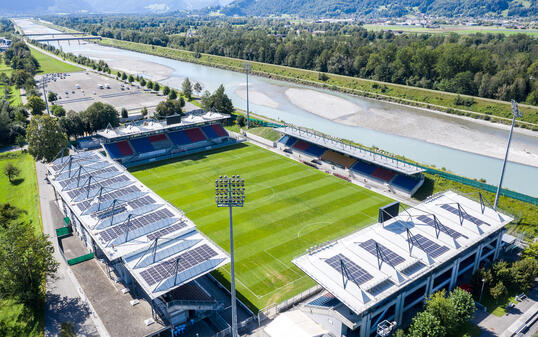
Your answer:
[494,100,522,210]
[215,175,245,337]
[243,63,251,129]
[479,278,486,303]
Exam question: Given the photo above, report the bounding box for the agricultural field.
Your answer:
[132,143,392,310]
[363,24,538,37]
[30,47,82,74]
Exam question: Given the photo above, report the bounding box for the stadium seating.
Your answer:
[185,128,207,142]
[371,167,397,182]
[103,143,123,159]
[391,174,421,192]
[148,134,168,142]
[116,141,134,156]
[321,150,357,168]
[211,124,227,137]
[351,160,377,176]
[130,137,155,153]
[168,130,191,146]
[147,134,172,150]
[292,140,311,152]
[201,125,219,139]
[303,144,326,158]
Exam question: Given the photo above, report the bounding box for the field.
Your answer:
[0,57,22,106]
[132,143,392,310]
[363,24,538,37]
[30,47,82,74]
[0,151,43,337]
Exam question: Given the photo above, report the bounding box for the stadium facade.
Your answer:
[293,191,512,337]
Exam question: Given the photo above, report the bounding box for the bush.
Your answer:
[318,72,329,81]
[121,108,128,119]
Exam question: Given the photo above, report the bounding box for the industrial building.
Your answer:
[293,191,512,337]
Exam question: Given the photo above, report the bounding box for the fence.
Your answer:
[67,252,95,265]
[56,226,72,237]
[258,285,322,324]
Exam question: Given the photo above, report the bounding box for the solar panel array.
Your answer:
[147,222,186,241]
[127,195,155,209]
[52,152,99,171]
[59,166,119,188]
[359,239,405,266]
[440,204,490,227]
[411,233,449,258]
[76,185,140,211]
[99,208,175,242]
[67,174,130,198]
[140,244,217,286]
[401,261,426,276]
[367,279,395,296]
[326,254,373,287]
[416,215,468,240]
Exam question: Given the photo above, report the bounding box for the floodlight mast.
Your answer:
[494,100,522,210]
[215,175,245,337]
[243,63,252,129]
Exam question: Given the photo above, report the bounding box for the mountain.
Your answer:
[222,0,537,18]
[2,0,232,14]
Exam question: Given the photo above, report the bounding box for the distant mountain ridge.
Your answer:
[222,0,537,17]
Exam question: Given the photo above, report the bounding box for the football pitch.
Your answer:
[131,143,392,310]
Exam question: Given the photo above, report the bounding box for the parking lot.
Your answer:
[36,71,165,114]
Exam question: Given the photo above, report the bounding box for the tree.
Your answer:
[153,82,160,92]
[80,102,119,133]
[182,78,192,99]
[236,115,246,127]
[147,81,153,90]
[200,90,212,111]
[154,100,183,119]
[194,82,202,94]
[208,85,234,114]
[490,281,507,300]
[15,135,25,150]
[0,203,26,230]
[141,106,148,118]
[169,89,177,100]
[162,86,170,96]
[26,115,68,162]
[121,72,127,81]
[116,72,122,80]
[449,288,475,326]
[51,104,66,117]
[140,78,147,87]
[0,204,58,307]
[408,311,445,337]
[425,290,457,334]
[521,243,538,260]
[121,108,128,119]
[47,91,57,102]
[511,258,538,292]
[59,110,84,138]
[179,96,185,107]
[3,163,20,184]
[26,96,46,115]
[128,75,134,83]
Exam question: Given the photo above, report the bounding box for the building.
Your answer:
[293,191,512,337]
[0,37,12,51]
[46,150,235,331]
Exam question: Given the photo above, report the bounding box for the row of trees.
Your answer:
[51,16,538,105]
[34,41,111,73]
[58,102,119,139]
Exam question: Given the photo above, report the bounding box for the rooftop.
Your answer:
[47,151,229,299]
[293,190,512,315]
[276,125,425,175]
[97,111,229,140]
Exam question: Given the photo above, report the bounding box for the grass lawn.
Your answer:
[131,143,392,310]
[0,151,43,337]
[363,24,538,37]
[30,48,82,74]
[0,57,22,106]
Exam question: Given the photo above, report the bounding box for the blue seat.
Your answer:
[129,137,154,153]
[391,175,420,191]
[103,143,122,158]
[351,161,376,176]
[304,144,326,157]
[201,125,219,139]
[168,131,191,146]
[284,136,297,147]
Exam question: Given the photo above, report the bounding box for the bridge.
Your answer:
[23,32,86,37]
[32,37,102,42]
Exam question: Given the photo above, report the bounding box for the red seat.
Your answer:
[371,167,396,182]
[148,134,168,142]
[185,128,207,142]
[115,141,133,156]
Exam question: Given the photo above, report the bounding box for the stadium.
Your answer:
[46,110,514,337]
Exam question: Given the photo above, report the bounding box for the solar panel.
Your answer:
[147,222,186,241]
[140,244,218,286]
[67,175,130,199]
[440,204,490,227]
[99,208,176,243]
[76,185,140,211]
[128,196,155,209]
[401,261,426,276]
[359,239,405,266]
[412,233,449,258]
[326,254,373,287]
[367,279,394,296]
[416,215,468,240]
[60,166,119,188]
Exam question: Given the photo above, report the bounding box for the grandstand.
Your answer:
[99,111,239,167]
[294,191,513,337]
[46,151,256,334]
[276,126,425,197]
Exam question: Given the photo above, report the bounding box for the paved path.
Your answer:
[36,160,105,337]
[473,286,538,337]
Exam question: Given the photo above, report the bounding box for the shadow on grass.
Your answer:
[10,178,25,186]
[413,177,434,201]
[128,142,249,173]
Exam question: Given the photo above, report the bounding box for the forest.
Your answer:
[50,16,538,105]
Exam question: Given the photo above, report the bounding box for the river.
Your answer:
[15,19,538,197]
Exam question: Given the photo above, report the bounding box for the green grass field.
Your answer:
[363,24,538,37]
[0,151,43,337]
[30,48,82,74]
[131,143,392,310]
[0,57,22,106]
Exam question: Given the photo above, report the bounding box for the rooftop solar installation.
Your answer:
[326,254,373,287]
[67,174,130,199]
[146,222,186,241]
[76,185,140,211]
[140,244,217,286]
[416,215,468,240]
[411,233,449,258]
[359,239,405,266]
[440,204,490,227]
